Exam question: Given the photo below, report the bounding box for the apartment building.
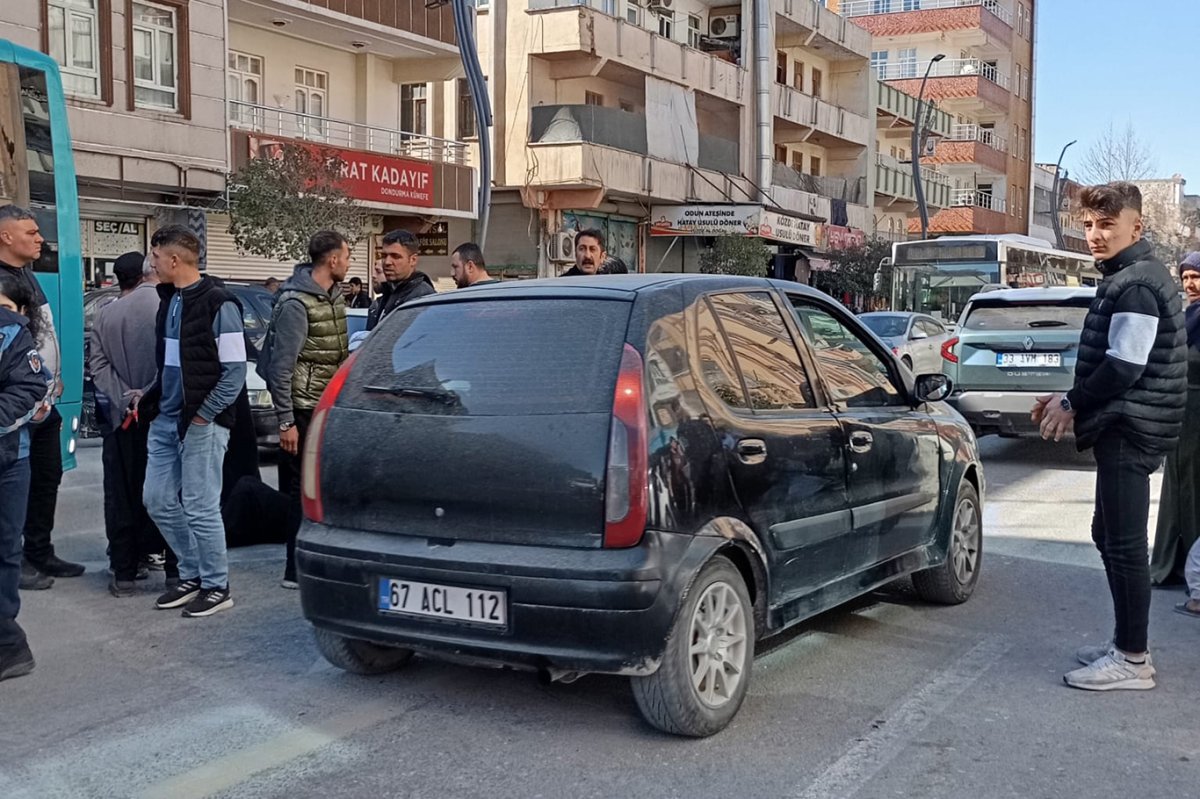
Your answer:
[480,0,876,277]
[834,0,1036,239]
[2,0,228,286]
[1030,163,1086,253]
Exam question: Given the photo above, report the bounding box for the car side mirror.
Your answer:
[913,373,952,403]
[909,327,929,341]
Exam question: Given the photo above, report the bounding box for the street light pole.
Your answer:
[911,53,945,241]
[1050,140,1077,251]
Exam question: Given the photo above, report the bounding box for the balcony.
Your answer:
[526,2,745,106]
[924,123,1008,173]
[910,187,1013,235]
[776,0,873,60]
[839,0,1013,50]
[874,153,952,209]
[773,84,872,148]
[226,0,460,55]
[875,80,953,137]
[230,101,468,164]
[772,162,869,206]
[876,58,1011,114]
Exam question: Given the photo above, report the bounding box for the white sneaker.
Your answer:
[1064,648,1156,691]
[1075,641,1112,666]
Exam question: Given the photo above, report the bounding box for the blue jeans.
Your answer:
[144,417,231,589]
[0,457,31,652]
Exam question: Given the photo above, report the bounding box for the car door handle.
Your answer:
[735,438,767,465]
[849,431,874,453]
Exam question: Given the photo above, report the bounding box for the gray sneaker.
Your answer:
[1064,649,1156,691]
[1075,641,1113,666]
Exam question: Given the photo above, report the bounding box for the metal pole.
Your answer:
[1050,140,1076,251]
[911,54,945,240]
[450,0,493,248]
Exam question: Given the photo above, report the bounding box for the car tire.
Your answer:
[313,628,414,675]
[913,482,982,605]
[631,556,753,737]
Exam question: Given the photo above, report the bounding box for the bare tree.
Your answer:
[1077,120,1156,185]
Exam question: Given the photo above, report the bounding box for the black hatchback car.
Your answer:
[296,275,984,736]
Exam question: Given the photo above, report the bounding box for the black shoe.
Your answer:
[141,553,167,572]
[155,578,201,610]
[164,576,180,589]
[31,555,85,578]
[108,577,138,598]
[0,644,35,681]
[181,586,234,618]
[19,560,53,590]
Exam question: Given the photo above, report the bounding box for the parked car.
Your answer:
[941,287,1095,437]
[859,312,952,375]
[81,281,280,445]
[295,274,985,737]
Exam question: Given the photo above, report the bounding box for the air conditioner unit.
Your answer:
[646,0,673,16]
[709,14,739,38]
[548,231,575,263]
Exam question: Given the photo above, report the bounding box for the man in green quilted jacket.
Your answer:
[265,230,351,588]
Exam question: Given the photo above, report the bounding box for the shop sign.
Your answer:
[825,225,867,251]
[758,210,822,248]
[418,222,449,257]
[87,218,145,256]
[649,205,760,237]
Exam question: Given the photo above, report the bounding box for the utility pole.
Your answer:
[911,53,945,241]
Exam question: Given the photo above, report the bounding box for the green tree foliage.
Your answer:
[699,235,771,277]
[228,142,366,262]
[816,238,895,306]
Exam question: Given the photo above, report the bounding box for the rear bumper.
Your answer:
[296,524,719,675]
[948,390,1049,435]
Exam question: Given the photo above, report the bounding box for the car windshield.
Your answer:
[860,315,909,338]
[962,301,1091,331]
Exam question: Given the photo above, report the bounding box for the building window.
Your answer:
[457,77,481,139]
[776,51,788,85]
[811,67,823,99]
[227,51,262,127]
[130,1,179,110]
[793,61,805,91]
[601,0,616,15]
[810,155,822,177]
[791,151,803,171]
[870,50,888,79]
[775,145,787,163]
[46,0,102,98]
[626,0,639,26]
[585,91,604,106]
[687,14,702,49]
[619,99,635,113]
[898,48,917,79]
[657,11,674,40]
[1017,3,1029,38]
[903,0,921,10]
[401,82,428,136]
[1021,67,1030,100]
[296,67,328,138]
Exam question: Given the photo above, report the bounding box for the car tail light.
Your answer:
[604,344,649,548]
[301,351,359,524]
[941,336,960,364]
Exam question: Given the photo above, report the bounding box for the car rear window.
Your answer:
[962,301,1091,331]
[342,298,631,416]
[861,315,908,338]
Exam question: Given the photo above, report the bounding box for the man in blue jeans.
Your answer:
[141,226,246,618]
[0,300,55,680]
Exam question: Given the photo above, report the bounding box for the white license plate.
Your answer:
[377,578,506,627]
[996,352,1061,368]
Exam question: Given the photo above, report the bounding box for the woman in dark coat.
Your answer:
[1151,252,1200,585]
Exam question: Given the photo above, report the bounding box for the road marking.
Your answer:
[792,636,1011,799]
[138,703,404,799]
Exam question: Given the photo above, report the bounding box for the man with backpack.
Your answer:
[261,231,351,588]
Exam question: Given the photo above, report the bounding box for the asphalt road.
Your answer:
[2,437,1197,798]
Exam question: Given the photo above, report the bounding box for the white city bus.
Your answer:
[890,235,1098,323]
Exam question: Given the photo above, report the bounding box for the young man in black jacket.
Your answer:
[1033,182,1187,691]
[365,230,435,331]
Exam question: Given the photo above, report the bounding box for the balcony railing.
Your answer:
[841,0,1013,27]
[947,123,1009,152]
[876,152,952,185]
[773,162,868,205]
[953,189,1006,212]
[874,58,1011,90]
[229,101,468,165]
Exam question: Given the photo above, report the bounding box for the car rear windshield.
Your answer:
[341,298,631,416]
[861,315,908,338]
[962,300,1091,331]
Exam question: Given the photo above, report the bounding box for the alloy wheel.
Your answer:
[688,581,749,709]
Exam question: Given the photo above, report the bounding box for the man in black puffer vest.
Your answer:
[1033,182,1186,692]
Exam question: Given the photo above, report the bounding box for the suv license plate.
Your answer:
[996,352,1060,368]
[377,578,506,627]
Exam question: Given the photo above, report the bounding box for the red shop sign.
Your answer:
[825,225,866,251]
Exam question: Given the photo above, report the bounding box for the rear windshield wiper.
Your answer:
[364,385,459,404]
[1026,320,1069,328]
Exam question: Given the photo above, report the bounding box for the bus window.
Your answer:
[0,63,60,274]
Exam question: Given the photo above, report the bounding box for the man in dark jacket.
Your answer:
[0,304,55,681]
[264,231,350,588]
[560,229,606,277]
[365,230,435,331]
[141,226,247,618]
[1033,182,1186,691]
[450,242,499,288]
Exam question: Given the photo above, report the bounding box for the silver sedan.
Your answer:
[859,312,952,375]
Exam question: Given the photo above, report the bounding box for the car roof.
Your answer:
[407,274,836,304]
[967,286,1096,303]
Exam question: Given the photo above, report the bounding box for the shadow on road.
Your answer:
[978,435,1096,472]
